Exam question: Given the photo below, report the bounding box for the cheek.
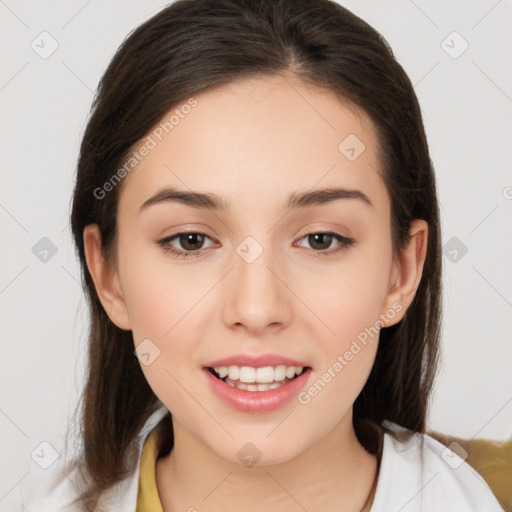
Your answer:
[118,244,209,389]
[299,234,392,402]
[298,263,387,420]
[306,242,392,346]
[119,239,205,339]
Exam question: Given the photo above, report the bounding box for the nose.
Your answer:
[221,241,292,336]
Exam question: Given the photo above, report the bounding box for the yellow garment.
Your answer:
[426,429,512,512]
[136,424,511,512]
[135,423,376,511]
[136,425,164,512]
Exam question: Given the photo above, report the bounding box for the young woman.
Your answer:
[19,0,506,510]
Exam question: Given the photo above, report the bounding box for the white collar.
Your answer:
[19,407,504,512]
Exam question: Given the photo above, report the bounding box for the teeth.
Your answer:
[239,366,256,383]
[274,365,287,381]
[256,366,274,383]
[227,366,240,380]
[285,366,296,379]
[213,365,305,384]
[224,377,289,392]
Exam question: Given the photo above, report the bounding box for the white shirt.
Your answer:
[13,405,505,511]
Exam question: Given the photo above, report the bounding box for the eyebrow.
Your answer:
[139,186,374,213]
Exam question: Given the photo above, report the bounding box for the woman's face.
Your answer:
[86,73,424,465]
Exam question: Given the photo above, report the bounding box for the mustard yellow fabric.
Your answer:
[426,429,512,512]
[135,423,377,512]
[136,425,511,512]
[136,425,164,512]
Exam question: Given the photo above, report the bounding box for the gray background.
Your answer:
[1,0,511,507]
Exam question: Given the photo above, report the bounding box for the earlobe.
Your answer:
[380,219,428,328]
[82,224,132,331]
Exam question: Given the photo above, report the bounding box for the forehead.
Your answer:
[118,73,387,217]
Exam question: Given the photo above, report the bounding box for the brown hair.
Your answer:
[68,0,442,509]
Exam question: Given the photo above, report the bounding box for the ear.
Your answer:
[380,219,428,328]
[83,224,132,331]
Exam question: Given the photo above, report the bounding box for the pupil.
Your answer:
[182,233,204,250]
[309,233,331,250]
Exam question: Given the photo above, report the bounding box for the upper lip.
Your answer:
[204,353,310,369]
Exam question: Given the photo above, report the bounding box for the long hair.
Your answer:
[68,0,442,509]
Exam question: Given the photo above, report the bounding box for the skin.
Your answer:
[83,73,428,512]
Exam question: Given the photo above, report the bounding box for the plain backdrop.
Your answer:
[1,0,511,508]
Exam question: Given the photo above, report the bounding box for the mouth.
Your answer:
[202,355,313,412]
[206,364,312,392]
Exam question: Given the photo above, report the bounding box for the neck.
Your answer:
[155,411,379,512]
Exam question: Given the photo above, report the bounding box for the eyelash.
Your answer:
[156,231,356,260]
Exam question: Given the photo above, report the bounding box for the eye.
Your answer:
[156,231,216,259]
[156,230,356,259]
[295,231,356,256]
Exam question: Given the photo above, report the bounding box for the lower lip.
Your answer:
[203,367,312,413]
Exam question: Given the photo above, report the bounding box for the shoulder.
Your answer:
[370,421,506,511]
[12,405,169,512]
[426,428,512,511]
[16,460,89,512]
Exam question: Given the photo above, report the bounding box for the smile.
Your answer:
[204,365,312,413]
[209,365,305,391]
